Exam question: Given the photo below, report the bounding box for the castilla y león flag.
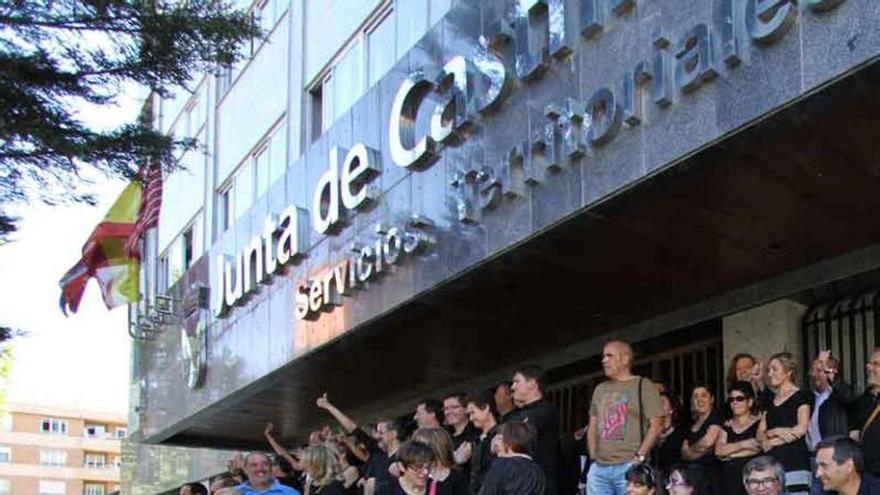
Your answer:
[59,180,144,315]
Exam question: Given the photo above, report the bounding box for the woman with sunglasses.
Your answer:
[715,381,762,495]
[665,464,707,495]
[681,384,722,492]
[625,463,658,495]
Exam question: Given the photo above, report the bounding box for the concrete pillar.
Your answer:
[722,299,807,383]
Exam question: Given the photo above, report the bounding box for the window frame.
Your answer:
[38,480,66,495]
[0,446,9,464]
[39,449,67,467]
[84,483,106,495]
[307,1,392,141]
[84,453,107,469]
[39,418,68,436]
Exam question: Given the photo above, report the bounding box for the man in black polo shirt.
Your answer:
[850,348,880,478]
[506,364,561,495]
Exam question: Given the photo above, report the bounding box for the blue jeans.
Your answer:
[587,462,632,495]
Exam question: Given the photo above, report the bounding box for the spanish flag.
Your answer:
[59,181,143,315]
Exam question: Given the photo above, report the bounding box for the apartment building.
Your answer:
[0,403,126,495]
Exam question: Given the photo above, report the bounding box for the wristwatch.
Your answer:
[634,452,646,463]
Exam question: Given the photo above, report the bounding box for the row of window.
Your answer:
[153,0,452,291]
[0,446,120,468]
[217,0,289,98]
[39,418,127,438]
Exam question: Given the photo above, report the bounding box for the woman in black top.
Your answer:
[478,421,545,495]
[381,441,436,495]
[653,391,685,476]
[681,384,722,492]
[715,382,761,495]
[758,352,811,493]
[466,391,499,495]
[412,428,469,495]
[303,444,349,495]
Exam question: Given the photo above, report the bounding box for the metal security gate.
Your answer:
[802,291,879,394]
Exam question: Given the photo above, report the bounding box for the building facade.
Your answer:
[0,403,126,495]
[126,0,880,492]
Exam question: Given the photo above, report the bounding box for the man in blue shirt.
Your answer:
[239,452,301,495]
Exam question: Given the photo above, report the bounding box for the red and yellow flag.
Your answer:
[59,181,143,315]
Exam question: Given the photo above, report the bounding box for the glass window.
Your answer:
[368,10,395,87]
[233,162,254,222]
[40,450,67,467]
[38,480,65,495]
[182,227,194,269]
[0,413,10,432]
[0,479,9,495]
[429,0,452,27]
[254,145,270,198]
[115,427,128,439]
[320,75,334,134]
[333,40,363,123]
[84,424,106,439]
[0,447,9,464]
[396,0,427,58]
[84,484,105,495]
[85,453,106,469]
[269,121,287,183]
[40,419,68,436]
[219,187,233,232]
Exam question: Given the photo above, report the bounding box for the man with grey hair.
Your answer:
[587,339,664,495]
[743,456,787,495]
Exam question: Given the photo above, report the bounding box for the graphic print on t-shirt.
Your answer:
[601,390,632,441]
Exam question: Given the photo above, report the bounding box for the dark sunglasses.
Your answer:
[727,396,748,404]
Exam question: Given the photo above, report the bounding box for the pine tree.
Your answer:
[0,0,260,237]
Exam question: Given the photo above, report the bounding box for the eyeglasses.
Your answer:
[745,477,779,488]
[727,396,748,404]
[405,464,430,474]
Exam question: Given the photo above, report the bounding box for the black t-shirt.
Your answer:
[851,390,880,477]
[506,400,560,495]
[478,456,546,495]
[719,420,760,495]
[378,477,410,495]
[434,469,468,495]
[653,426,685,475]
[765,389,812,472]
[470,426,499,495]
[684,411,722,467]
[312,481,350,495]
[353,428,392,494]
[821,475,880,495]
[451,423,479,450]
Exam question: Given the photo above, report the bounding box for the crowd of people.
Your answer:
[178,341,880,495]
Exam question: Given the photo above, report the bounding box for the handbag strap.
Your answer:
[638,377,645,443]
[861,403,880,440]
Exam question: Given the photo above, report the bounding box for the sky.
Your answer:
[0,81,146,416]
[0,184,132,415]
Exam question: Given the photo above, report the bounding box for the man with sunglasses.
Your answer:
[742,456,786,495]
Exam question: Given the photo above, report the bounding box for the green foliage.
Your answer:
[0,0,261,236]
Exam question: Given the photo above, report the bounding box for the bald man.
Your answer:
[587,340,664,495]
